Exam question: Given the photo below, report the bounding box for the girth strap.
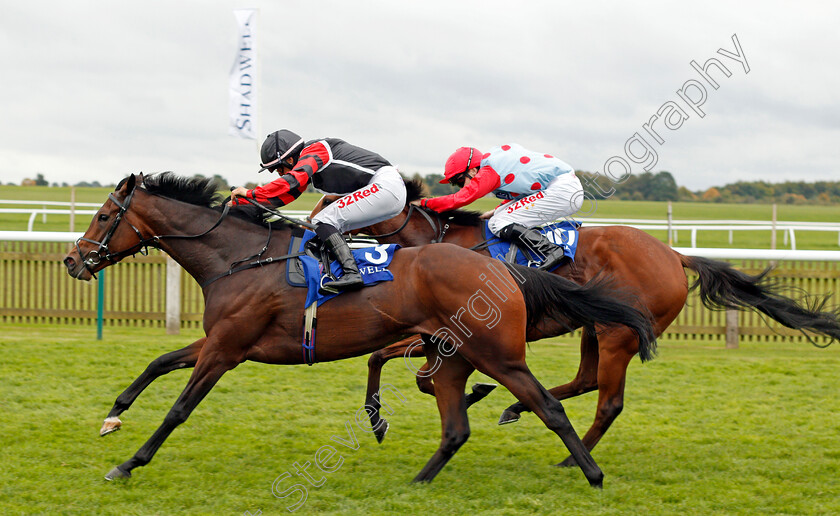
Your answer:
[302,302,318,365]
[199,251,304,288]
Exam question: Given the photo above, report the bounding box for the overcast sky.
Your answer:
[1,0,838,191]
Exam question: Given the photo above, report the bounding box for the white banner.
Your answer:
[229,9,257,139]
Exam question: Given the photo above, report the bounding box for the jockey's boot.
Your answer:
[318,227,364,294]
[499,223,566,271]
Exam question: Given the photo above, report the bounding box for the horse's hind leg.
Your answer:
[499,327,599,424]
[100,338,205,436]
[413,341,475,483]
[477,357,604,488]
[556,328,636,468]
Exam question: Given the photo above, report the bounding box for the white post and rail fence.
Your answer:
[5,199,840,249]
[2,230,839,347]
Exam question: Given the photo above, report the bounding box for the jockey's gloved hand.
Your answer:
[228,186,250,206]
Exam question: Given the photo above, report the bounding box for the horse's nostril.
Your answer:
[64,256,75,269]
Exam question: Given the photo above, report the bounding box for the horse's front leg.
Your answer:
[413,341,474,483]
[364,337,416,443]
[364,337,496,445]
[104,340,238,480]
[101,338,205,436]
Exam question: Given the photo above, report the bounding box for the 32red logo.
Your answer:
[506,191,544,213]
[337,184,380,209]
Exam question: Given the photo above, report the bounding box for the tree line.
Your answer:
[410,171,840,205]
[13,171,840,205]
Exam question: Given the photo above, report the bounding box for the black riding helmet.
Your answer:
[258,129,305,172]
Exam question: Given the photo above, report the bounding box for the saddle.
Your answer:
[286,227,325,288]
[480,220,580,271]
[284,227,399,366]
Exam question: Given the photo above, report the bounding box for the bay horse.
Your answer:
[310,179,840,466]
[63,172,659,486]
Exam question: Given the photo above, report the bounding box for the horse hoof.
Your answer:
[471,383,497,397]
[100,417,122,436]
[590,477,604,489]
[467,383,497,403]
[104,465,131,481]
[554,456,577,468]
[498,409,521,425]
[373,419,389,444]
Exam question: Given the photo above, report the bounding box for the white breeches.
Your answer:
[311,166,407,233]
[487,172,584,235]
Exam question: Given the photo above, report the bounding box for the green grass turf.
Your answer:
[1,324,838,515]
[3,184,839,250]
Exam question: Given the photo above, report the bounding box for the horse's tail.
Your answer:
[508,263,658,362]
[678,253,840,345]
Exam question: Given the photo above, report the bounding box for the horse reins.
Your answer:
[74,187,316,283]
[235,195,317,230]
[372,204,450,244]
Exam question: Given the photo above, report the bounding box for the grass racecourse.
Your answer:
[1,325,839,515]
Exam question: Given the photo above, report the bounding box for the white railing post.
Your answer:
[69,186,76,232]
[166,256,181,335]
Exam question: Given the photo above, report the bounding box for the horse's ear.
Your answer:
[137,172,145,186]
[118,173,136,195]
[126,173,136,193]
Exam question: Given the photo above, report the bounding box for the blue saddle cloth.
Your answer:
[483,220,580,271]
[292,230,399,308]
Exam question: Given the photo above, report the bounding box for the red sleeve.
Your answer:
[243,141,331,207]
[424,166,501,212]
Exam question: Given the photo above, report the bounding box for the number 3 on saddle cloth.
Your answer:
[483,220,580,271]
[288,229,400,308]
[285,229,400,365]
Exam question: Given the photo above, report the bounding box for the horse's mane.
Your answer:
[139,172,223,207]
[404,177,426,203]
[404,177,483,227]
[127,172,276,228]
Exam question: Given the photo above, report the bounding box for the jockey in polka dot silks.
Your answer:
[415,143,584,270]
[230,129,407,293]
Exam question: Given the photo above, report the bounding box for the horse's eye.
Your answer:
[98,214,109,222]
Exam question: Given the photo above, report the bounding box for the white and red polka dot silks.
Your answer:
[482,143,574,199]
[480,143,584,235]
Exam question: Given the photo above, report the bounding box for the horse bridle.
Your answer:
[74,187,231,278]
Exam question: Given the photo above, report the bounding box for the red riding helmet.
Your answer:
[439,146,483,184]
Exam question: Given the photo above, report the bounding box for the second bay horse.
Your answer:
[311,179,840,466]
